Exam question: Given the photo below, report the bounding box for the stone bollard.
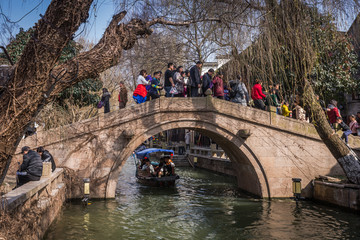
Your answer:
[42,162,52,177]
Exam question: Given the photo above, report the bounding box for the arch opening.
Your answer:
[106,120,270,199]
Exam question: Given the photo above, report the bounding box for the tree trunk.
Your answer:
[0,0,190,185]
[303,79,360,184]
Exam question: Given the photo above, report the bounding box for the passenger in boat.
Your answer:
[164,157,175,176]
[141,159,156,177]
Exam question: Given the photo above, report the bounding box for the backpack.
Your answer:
[172,71,178,84]
[229,82,238,99]
[97,101,104,108]
[145,75,152,91]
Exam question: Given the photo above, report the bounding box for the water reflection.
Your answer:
[44,158,360,240]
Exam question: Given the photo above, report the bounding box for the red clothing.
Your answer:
[212,76,224,97]
[251,84,266,100]
[133,84,147,98]
[327,107,340,124]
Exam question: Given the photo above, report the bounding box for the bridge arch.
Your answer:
[106,119,270,199]
[13,97,343,199]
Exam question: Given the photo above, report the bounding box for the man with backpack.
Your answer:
[230,78,247,106]
[202,68,214,96]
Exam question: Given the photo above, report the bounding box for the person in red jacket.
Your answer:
[251,79,266,110]
[212,72,224,99]
[326,99,340,127]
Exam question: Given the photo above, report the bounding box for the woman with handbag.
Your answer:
[173,66,185,97]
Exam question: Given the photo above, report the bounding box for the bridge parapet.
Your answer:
[18,97,324,152]
[10,97,350,199]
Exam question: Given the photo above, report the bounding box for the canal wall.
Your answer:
[188,147,236,177]
[313,180,360,211]
[0,169,66,240]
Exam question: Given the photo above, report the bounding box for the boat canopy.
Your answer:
[135,148,174,159]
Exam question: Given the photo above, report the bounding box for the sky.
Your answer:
[0,0,118,46]
[0,0,359,54]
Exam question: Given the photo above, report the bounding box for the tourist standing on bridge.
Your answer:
[251,79,266,110]
[164,63,176,97]
[281,101,291,117]
[326,100,341,128]
[212,72,224,99]
[190,61,202,97]
[148,71,163,100]
[270,86,281,113]
[101,88,111,113]
[230,79,246,106]
[16,146,43,187]
[118,81,128,109]
[349,115,359,136]
[202,68,214,96]
[184,70,191,97]
[174,66,185,97]
[240,76,250,105]
[356,112,360,125]
[133,70,150,104]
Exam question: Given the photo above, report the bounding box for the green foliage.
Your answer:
[6,28,33,63]
[5,28,102,107]
[311,14,360,102]
[58,78,103,107]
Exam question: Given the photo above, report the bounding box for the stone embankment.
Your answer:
[313,178,360,211]
[188,146,236,177]
[0,169,65,240]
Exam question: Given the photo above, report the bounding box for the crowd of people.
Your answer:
[97,61,359,145]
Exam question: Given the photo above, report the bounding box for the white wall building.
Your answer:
[201,56,230,75]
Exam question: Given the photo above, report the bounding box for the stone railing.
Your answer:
[1,169,66,239]
[189,146,229,161]
[188,146,235,176]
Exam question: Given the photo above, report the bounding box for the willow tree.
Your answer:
[236,0,360,183]
[0,0,198,185]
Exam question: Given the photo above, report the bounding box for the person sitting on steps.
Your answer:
[335,117,352,145]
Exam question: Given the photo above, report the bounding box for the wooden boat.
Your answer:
[134,148,180,186]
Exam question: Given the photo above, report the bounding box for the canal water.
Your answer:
[44,158,360,240]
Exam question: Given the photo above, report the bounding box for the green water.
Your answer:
[44,158,360,240]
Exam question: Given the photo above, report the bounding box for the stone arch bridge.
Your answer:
[12,97,343,199]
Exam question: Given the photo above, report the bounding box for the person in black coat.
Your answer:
[17,146,43,187]
[101,88,111,113]
[202,68,214,96]
[189,61,202,97]
[37,147,56,172]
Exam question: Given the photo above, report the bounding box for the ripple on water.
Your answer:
[44,159,360,240]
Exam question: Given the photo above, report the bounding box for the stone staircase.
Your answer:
[172,154,191,167]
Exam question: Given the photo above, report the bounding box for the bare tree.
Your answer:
[0,0,195,185]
